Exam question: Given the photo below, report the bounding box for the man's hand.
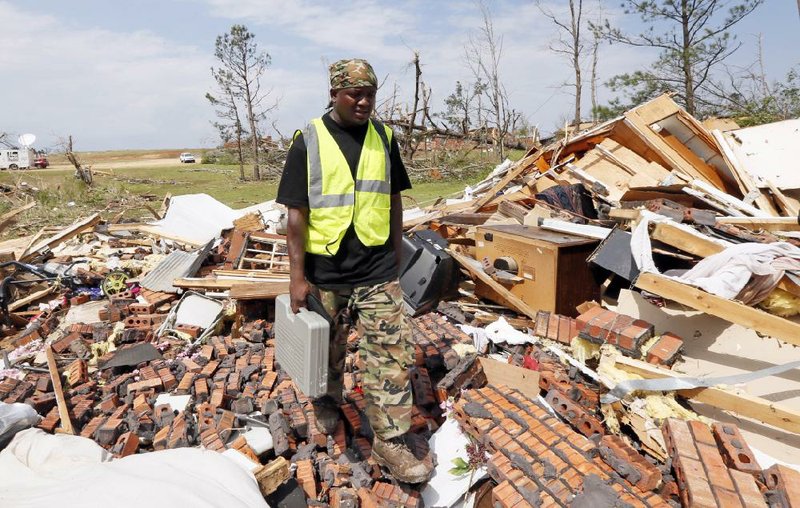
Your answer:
[289,277,311,314]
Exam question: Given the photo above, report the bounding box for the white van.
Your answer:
[0,148,34,170]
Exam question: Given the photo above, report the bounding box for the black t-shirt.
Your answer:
[276,113,412,290]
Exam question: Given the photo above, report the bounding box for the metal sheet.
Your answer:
[140,243,211,293]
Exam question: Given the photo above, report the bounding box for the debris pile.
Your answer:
[2,95,800,507]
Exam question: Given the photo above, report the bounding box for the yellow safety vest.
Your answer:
[301,117,393,256]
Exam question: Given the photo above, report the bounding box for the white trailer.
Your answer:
[0,148,34,170]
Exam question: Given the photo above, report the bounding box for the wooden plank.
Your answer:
[0,201,36,234]
[449,249,539,319]
[766,180,800,217]
[46,346,75,435]
[634,272,800,347]
[229,281,290,300]
[471,152,539,212]
[650,222,800,298]
[20,213,101,262]
[614,355,800,435]
[479,357,540,399]
[715,217,800,232]
[173,278,235,290]
[649,222,723,258]
[8,286,55,312]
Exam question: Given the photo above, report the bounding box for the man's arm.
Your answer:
[390,193,404,276]
[287,206,311,313]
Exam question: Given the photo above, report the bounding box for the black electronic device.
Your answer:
[398,230,459,315]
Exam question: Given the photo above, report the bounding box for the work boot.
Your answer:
[372,434,434,484]
[311,396,341,434]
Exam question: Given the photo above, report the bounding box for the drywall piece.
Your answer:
[717,119,800,190]
[617,289,800,464]
[154,394,191,413]
[62,300,108,325]
[171,292,224,329]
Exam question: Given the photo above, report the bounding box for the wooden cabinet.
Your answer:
[474,225,601,317]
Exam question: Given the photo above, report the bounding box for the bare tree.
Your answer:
[211,25,273,179]
[594,0,764,116]
[537,0,585,127]
[206,86,247,180]
[464,1,519,160]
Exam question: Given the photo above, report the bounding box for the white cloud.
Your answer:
[0,2,216,150]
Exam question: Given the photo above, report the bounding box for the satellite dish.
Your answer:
[18,133,36,147]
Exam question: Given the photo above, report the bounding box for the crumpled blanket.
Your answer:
[631,211,800,305]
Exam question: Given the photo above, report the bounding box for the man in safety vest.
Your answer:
[276,59,433,484]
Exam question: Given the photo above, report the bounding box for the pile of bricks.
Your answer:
[453,385,668,507]
[575,306,684,366]
[662,418,800,507]
[4,308,490,505]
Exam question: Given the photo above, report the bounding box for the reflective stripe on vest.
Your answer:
[304,117,392,255]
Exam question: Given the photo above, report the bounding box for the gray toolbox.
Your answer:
[274,294,330,398]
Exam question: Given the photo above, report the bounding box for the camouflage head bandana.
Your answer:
[329,58,378,90]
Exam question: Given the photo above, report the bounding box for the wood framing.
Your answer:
[614,355,800,435]
[635,272,800,346]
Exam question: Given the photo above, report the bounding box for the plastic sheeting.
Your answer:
[0,428,269,508]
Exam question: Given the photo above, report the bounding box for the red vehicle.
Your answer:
[33,155,48,168]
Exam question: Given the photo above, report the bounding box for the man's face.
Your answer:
[330,86,377,127]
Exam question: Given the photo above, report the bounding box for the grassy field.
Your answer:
[0,147,520,238]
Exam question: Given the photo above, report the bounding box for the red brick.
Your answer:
[545,389,603,438]
[113,431,139,457]
[696,443,734,492]
[556,315,573,345]
[546,313,560,342]
[711,422,761,477]
[126,377,163,395]
[575,306,606,333]
[646,332,684,366]
[175,324,201,338]
[764,464,800,507]
[599,435,662,491]
[672,455,716,508]
[729,469,767,508]
[534,311,550,338]
[70,293,90,306]
[296,459,317,500]
[409,366,435,407]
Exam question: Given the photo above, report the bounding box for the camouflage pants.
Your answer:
[316,279,413,440]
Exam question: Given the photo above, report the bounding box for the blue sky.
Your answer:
[1,0,797,151]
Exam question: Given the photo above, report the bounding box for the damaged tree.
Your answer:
[537,0,587,127]
[594,0,764,116]
[210,25,274,180]
[464,1,521,160]
[206,86,247,181]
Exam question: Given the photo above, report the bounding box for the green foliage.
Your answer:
[728,67,800,127]
[449,457,471,476]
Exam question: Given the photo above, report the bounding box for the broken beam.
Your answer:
[635,272,800,347]
[45,345,75,435]
[448,249,539,320]
[715,217,800,232]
